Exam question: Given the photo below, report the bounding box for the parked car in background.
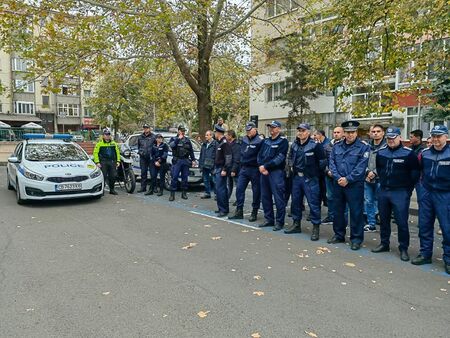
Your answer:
[124,132,202,190]
[71,134,85,142]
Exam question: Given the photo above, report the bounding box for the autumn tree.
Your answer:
[0,0,266,135]
[273,0,449,117]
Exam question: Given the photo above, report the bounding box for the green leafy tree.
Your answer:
[423,68,450,122]
[0,0,265,135]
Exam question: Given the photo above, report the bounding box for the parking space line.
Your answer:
[189,211,261,230]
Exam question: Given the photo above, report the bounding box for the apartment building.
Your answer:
[250,1,448,139]
[0,50,97,133]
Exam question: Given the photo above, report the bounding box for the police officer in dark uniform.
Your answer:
[285,123,326,240]
[372,127,420,261]
[214,124,232,217]
[169,126,196,201]
[149,134,169,196]
[412,125,450,274]
[257,120,289,231]
[229,122,264,221]
[137,124,156,193]
[328,120,370,250]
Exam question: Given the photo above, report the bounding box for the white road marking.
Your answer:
[189,211,261,230]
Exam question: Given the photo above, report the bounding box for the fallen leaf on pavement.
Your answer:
[305,331,318,337]
[253,291,265,296]
[317,246,331,253]
[344,262,356,267]
[204,224,211,228]
[316,250,324,255]
[241,230,250,233]
[182,243,198,250]
[341,282,347,286]
[267,266,272,269]
[253,275,262,280]
[302,266,309,271]
[102,291,110,295]
[211,236,222,240]
[197,310,210,318]
[251,333,261,338]
[440,288,447,292]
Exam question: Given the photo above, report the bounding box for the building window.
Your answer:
[84,107,93,117]
[42,95,49,107]
[14,101,35,115]
[14,79,35,93]
[12,58,32,72]
[58,103,79,117]
[405,107,430,137]
[266,80,291,102]
[266,0,297,18]
[83,89,92,97]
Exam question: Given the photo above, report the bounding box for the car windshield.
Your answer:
[25,143,89,161]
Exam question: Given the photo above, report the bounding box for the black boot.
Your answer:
[181,190,188,199]
[228,207,244,220]
[248,209,258,222]
[157,189,163,196]
[169,191,175,201]
[311,224,320,241]
[145,188,154,196]
[109,189,118,195]
[284,220,301,234]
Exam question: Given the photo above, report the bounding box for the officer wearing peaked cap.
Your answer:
[214,124,232,217]
[412,125,450,274]
[257,120,289,231]
[284,123,327,240]
[372,126,420,261]
[328,120,370,250]
[168,125,196,201]
[229,121,264,222]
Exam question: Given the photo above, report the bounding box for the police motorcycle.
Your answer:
[116,144,136,193]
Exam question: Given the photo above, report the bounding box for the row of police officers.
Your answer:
[138,120,449,275]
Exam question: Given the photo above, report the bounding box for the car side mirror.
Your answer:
[8,156,20,163]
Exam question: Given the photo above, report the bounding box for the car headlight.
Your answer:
[23,167,44,181]
[90,168,102,179]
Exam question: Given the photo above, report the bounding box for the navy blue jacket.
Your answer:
[199,139,217,170]
[289,137,326,178]
[257,134,289,171]
[169,136,196,161]
[137,132,156,158]
[330,138,370,183]
[420,144,450,191]
[376,144,420,189]
[229,140,241,174]
[151,142,169,164]
[240,133,264,167]
[215,136,232,172]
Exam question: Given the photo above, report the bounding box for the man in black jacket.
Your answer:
[199,130,217,199]
[214,124,232,217]
[149,134,169,196]
[225,130,240,203]
[137,124,156,193]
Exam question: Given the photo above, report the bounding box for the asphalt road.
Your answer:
[0,168,449,338]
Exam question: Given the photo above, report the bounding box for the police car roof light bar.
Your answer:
[23,133,73,140]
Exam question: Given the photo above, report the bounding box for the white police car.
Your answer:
[6,134,104,204]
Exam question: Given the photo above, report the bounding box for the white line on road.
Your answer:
[189,211,261,230]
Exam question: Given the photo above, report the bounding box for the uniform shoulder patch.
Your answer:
[361,140,369,145]
[403,146,412,151]
[258,135,264,140]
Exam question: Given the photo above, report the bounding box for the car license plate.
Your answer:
[56,183,82,191]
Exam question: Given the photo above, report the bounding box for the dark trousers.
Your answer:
[261,169,286,225]
[418,188,450,264]
[151,163,167,191]
[215,168,229,213]
[170,158,190,191]
[202,168,215,196]
[333,180,365,244]
[291,175,321,225]
[100,160,117,190]
[140,155,152,190]
[378,188,411,251]
[284,173,293,205]
[235,166,261,210]
[319,174,327,205]
[228,175,237,200]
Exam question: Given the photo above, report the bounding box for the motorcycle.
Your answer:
[116,144,136,193]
